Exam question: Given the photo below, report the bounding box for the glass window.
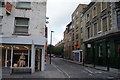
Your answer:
[117,11,120,27]
[101,2,107,11]
[16,2,31,9]
[76,31,78,39]
[94,23,97,36]
[92,6,97,17]
[0,1,5,7]
[87,14,90,21]
[102,17,107,32]
[15,17,29,34]
[87,27,90,38]
[0,16,2,33]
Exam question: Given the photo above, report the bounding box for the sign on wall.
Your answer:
[6,2,12,14]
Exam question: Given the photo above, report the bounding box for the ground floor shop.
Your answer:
[1,44,45,73]
[84,33,120,70]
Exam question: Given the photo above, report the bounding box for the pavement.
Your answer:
[2,60,66,80]
[1,58,120,80]
[63,58,120,74]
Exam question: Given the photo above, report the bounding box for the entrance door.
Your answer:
[35,49,42,71]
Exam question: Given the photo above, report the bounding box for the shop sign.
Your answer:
[76,46,80,49]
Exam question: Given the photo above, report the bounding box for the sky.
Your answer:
[46,0,91,45]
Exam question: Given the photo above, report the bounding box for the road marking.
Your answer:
[52,63,71,79]
[85,68,93,74]
[82,70,87,73]
[95,72,102,74]
[89,73,93,76]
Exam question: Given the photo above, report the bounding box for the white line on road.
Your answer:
[52,63,71,79]
[85,68,93,74]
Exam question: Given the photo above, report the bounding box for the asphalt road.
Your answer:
[51,58,120,80]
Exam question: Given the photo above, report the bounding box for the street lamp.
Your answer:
[50,31,54,64]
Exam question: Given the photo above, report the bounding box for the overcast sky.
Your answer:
[46,0,91,45]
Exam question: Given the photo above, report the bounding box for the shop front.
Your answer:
[1,44,44,73]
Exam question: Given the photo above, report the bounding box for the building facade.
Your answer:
[83,2,120,69]
[0,0,47,73]
[63,4,87,61]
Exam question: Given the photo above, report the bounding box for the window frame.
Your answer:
[16,2,31,9]
[117,10,120,27]
[86,13,90,22]
[92,6,97,18]
[0,16,3,33]
[14,17,30,34]
[101,2,107,12]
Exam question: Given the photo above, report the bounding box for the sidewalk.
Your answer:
[63,59,120,74]
[2,60,65,79]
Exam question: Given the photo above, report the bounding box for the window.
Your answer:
[76,31,78,39]
[14,17,29,34]
[0,1,5,7]
[0,16,2,33]
[101,2,107,12]
[81,27,83,33]
[87,27,90,38]
[76,21,78,29]
[16,2,31,9]
[72,16,75,23]
[117,11,120,27]
[92,6,97,18]
[93,23,97,36]
[98,44,102,57]
[102,17,107,32]
[87,14,90,22]
[76,11,78,19]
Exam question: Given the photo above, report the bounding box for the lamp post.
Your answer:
[50,31,54,64]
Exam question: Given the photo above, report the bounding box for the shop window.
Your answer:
[117,11,120,27]
[14,17,29,34]
[0,16,2,33]
[16,2,31,9]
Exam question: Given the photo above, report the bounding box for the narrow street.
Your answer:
[51,58,119,79]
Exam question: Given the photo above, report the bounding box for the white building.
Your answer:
[0,0,47,73]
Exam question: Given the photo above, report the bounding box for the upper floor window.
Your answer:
[16,2,31,9]
[101,2,107,12]
[93,22,98,36]
[76,11,78,19]
[87,26,90,38]
[76,31,78,39]
[76,21,78,29]
[117,11,120,27]
[14,17,29,34]
[86,13,90,22]
[72,16,75,22]
[81,27,83,33]
[102,17,108,32]
[92,6,97,18]
[0,16,3,33]
[0,1,5,7]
